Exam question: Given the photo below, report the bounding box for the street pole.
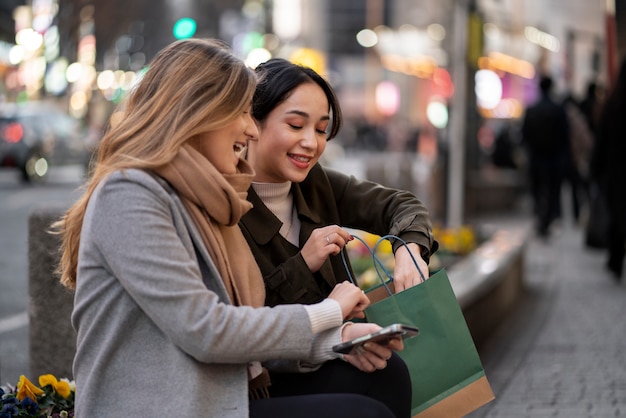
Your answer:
[605,0,618,86]
[447,0,468,228]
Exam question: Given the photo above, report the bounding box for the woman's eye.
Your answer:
[316,129,327,135]
[288,124,303,130]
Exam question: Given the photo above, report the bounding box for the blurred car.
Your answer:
[0,102,90,182]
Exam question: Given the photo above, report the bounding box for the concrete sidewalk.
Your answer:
[468,215,626,417]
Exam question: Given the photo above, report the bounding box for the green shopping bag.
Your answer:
[344,235,495,418]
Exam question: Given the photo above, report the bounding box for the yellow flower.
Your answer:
[54,380,71,398]
[16,375,43,401]
[375,238,392,255]
[432,224,478,255]
[39,374,58,388]
[39,374,72,399]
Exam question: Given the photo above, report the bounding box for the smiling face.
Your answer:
[248,82,330,183]
[189,108,258,174]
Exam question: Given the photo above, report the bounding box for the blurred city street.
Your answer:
[467,205,626,417]
[0,166,83,385]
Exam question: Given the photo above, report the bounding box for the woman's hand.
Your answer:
[327,282,369,320]
[301,225,353,272]
[341,323,404,372]
[393,243,429,292]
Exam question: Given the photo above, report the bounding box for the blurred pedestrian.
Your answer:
[590,57,626,280]
[521,75,570,237]
[52,38,403,417]
[492,121,519,169]
[562,94,594,224]
[580,81,610,248]
[579,81,604,138]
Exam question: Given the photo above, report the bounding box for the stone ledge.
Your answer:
[28,204,75,380]
[448,224,529,347]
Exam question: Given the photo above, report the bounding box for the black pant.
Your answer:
[250,354,411,418]
[562,161,588,222]
[528,157,564,236]
[250,393,396,418]
[607,203,626,278]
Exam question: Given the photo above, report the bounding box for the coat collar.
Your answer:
[242,182,321,246]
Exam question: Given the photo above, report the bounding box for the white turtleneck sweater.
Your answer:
[252,181,301,246]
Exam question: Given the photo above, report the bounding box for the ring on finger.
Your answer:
[326,235,331,245]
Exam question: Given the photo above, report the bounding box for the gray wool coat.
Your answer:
[72,169,339,417]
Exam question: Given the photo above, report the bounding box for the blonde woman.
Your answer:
[54,39,402,417]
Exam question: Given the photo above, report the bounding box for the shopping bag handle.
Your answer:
[341,234,394,296]
[341,234,427,296]
[373,234,427,286]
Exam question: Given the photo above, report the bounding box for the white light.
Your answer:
[245,48,272,68]
[475,69,502,110]
[426,100,448,129]
[66,62,83,83]
[15,28,43,51]
[273,0,301,39]
[9,45,24,65]
[356,29,378,48]
[524,26,560,52]
[97,70,114,90]
[427,24,446,41]
[34,158,48,177]
[44,58,68,95]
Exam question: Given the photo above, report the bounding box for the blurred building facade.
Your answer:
[0,1,615,121]
[0,0,622,221]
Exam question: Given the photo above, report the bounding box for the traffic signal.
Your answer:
[173,18,197,40]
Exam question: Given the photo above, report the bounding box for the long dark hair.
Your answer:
[252,58,343,139]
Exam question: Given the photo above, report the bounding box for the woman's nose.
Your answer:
[300,128,317,148]
[245,114,260,141]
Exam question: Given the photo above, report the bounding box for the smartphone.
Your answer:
[332,324,419,354]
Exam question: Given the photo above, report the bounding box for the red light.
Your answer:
[4,122,24,143]
[432,68,454,98]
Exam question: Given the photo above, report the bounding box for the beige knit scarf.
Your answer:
[155,144,265,308]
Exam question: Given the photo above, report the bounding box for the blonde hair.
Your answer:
[54,38,257,289]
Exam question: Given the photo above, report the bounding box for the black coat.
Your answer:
[239,163,437,307]
[592,90,626,220]
[521,94,570,161]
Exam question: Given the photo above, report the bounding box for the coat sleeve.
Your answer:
[322,166,438,260]
[84,171,320,364]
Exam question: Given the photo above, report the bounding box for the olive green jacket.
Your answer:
[240,163,438,307]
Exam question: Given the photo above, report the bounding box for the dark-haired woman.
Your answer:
[240,58,439,417]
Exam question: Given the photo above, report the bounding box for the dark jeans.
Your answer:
[251,354,411,418]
